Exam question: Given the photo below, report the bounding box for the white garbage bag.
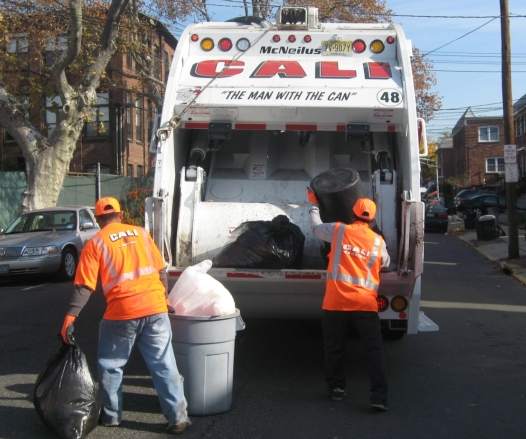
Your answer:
[168,260,236,316]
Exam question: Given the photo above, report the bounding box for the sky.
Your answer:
[162,0,526,142]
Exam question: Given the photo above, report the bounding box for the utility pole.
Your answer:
[500,0,519,258]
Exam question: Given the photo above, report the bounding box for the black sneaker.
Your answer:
[331,388,346,401]
[371,402,389,411]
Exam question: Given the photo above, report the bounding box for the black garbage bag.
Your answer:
[34,342,100,439]
[213,215,305,269]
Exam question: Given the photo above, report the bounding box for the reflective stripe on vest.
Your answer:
[103,265,159,294]
[328,222,381,292]
[95,231,159,295]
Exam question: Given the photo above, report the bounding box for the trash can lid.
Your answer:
[168,309,241,321]
[478,215,495,222]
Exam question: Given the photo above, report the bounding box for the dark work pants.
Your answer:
[323,309,388,404]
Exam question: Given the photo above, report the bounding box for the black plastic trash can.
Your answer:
[476,215,499,241]
[464,210,477,229]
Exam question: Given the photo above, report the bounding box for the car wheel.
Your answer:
[473,207,483,218]
[58,248,77,281]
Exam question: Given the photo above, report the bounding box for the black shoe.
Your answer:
[371,402,389,411]
[98,417,121,427]
[331,388,346,401]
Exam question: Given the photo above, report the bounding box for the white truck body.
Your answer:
[147,8,437,335]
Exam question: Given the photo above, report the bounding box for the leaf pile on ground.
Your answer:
[447,228,472,237]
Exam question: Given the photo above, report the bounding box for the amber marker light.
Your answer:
[201,38,214,51]
[371,40,385,54]
[391,296,408,312]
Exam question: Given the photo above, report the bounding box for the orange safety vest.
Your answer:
[323,221,384,312]
[75,223,167,320]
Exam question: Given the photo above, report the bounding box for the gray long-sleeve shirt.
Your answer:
[308,205,391,269]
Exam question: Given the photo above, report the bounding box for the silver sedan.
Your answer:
[0,206,100,281]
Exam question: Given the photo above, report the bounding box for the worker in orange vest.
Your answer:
[308,190,390,411]
[61,197,190,435]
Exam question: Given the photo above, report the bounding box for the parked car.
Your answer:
[425,200,449,233]
[0,206,100,280]
[454,189,493,205]
[456,194,507,218]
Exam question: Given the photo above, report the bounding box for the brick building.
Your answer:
[0,18,177,178]
[442,107,506,190]
[514,93,526,189]
[436,136,453,188]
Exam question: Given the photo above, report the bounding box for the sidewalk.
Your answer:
[449,209,526,287]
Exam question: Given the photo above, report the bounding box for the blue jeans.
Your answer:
[98,313,189,426]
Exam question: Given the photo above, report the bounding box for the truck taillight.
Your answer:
[236,38,250,51]
[273,35,281,42]
[387,36,395,44]
[370,40,385,54]
[201,38,214,51]
[391,296,408,312]
[377,296,389,312]
[191,34,199,42]
[288,35,296,42]
[219,38,232,52]
[304,35,312,43]
[353,40,366,53]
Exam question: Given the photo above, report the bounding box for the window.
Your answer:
[45,36,67,67]
[6,34,28,70]
[135,98,143,141]
[153,44,161,79]
[137,165,143,178]
[147,100,156,142]
[46,96,62,136]
[126,53,133,70]
[479,126,499,142]
[164,50,170,79]
[486,157,505,173]
[126,93,133,139]
[85,93,109,137]
[128,164,134,177]
[79,209,93,228]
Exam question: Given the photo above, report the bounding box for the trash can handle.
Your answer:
[236,314,245,331]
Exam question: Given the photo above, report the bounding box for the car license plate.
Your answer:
[426,213,434,218]
[0,265,9,274]
[322,41,353,56]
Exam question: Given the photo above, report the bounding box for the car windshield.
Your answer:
[4,210,77,234]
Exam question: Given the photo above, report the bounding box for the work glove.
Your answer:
[61,314,76,345]
[307,187,319,205]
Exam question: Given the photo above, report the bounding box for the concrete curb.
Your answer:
[457,234,526,287]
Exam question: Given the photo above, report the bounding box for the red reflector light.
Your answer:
[304,35,312,43]
[219,38,232,51]
[273,35,281,42]
[191,34,199,42]
[399,312,407,319]
[387,36,395,44]
[367,62,392,78]
[288,35,296,42]
[353,40,366,53]
[377,296,389,312]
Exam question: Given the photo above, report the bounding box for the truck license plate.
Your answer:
[322,41,353,56]
[0,265,9,274]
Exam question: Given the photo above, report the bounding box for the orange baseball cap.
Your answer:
[353,198,376,221]
[95,197,121,216]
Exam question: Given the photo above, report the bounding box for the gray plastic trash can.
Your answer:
[169,309,245,416]
[476,215,499,241]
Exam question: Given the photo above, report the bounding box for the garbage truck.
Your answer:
[146,7,438,337]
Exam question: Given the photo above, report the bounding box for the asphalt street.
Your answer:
[1,232,525,439]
